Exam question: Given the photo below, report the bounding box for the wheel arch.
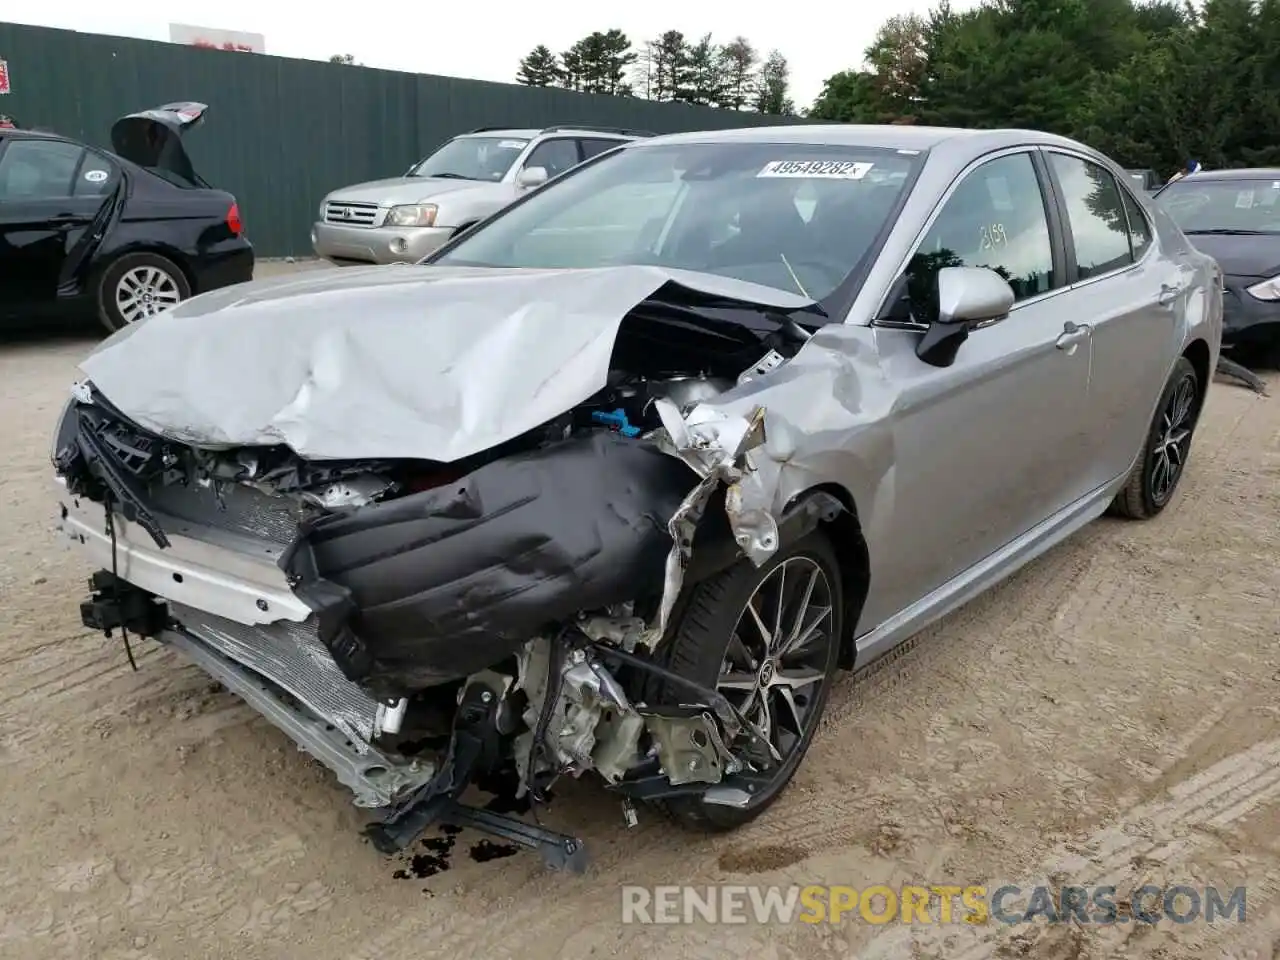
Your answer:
[781,482,870,671]
[1181,338,1211,420]
[94,242,198,295]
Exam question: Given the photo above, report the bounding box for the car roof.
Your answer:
[460,126,645,140]
[634,123,1091,155]
[459,129,541,139]
[1174,168,1280,181]
[0,127,78,142]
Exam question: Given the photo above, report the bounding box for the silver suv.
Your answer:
[312,125,649,265]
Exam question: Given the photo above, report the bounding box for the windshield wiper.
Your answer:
[425,172,473,180]
[1184,228,1272,235]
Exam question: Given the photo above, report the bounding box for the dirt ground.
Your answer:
[1,262,1277,960]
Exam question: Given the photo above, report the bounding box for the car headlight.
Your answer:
[384,204,438,227]
[1245,276,1280,300]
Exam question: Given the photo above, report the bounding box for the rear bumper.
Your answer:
[1222,277,1280,346]
[192,240,254,293]
[311,221,452,265]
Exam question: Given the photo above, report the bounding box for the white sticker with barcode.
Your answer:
[757,160,873,180]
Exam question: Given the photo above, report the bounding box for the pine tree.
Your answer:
[516,45,563,87]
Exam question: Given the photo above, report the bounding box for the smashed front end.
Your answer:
[50,269,837,869]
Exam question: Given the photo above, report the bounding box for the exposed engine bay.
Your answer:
[52,287,842,871]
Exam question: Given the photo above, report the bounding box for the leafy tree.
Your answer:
[809,69,879,121]
[516,45,562,87]
[754,50,796,115]
[328,53,357,65]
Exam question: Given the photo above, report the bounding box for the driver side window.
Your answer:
[901,152,1055,322]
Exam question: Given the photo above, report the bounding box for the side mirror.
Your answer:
[916,266,1015,368]
[517,166,548,189]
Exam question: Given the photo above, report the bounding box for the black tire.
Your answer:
[96,252,191,334]
[1108,356,1200,519]
[654,529,844,830]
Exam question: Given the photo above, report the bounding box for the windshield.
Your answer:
[1157,178,1280,234]
[409,136,529,182]
[431,141,922,302]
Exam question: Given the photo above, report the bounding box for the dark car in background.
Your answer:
[0,102,252,332]
[1125,168,1162,194]
[1155,169,1280,364]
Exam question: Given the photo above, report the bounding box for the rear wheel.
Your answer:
[96,252,191,333]
[1108,356,1200,519]
[654,530,843,830]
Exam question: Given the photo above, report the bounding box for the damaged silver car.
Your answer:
[50,125,1222,870]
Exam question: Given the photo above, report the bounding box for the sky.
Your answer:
[5,0,956,111]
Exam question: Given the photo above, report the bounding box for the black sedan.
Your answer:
[1155,168,1280,366]
[0,102,253,333]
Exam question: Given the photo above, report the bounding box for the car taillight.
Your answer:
[226,202,243,236]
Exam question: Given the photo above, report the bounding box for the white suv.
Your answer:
[312,125,649,265]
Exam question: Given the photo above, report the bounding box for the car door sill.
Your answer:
[852,477,1121,669]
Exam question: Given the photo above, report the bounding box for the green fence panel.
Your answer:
[0,22,807,256]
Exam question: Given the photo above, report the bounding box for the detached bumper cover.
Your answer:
[284,431,700,693]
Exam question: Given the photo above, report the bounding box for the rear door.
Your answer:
[1042,149,1183,492]
[0,137,120,310]
[863,148,1094,626]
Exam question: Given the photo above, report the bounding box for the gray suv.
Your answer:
[311,125,650,265]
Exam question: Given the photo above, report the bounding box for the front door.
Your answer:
[859,149,1095,629]
[0,137,118,313]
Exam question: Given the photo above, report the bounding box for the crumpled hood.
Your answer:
[77,264,814,463]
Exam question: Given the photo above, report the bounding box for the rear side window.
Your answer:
[1121,189,1152,260]
[1049,152,1133,279]
[579,138,624,160]
[0,139,85,199]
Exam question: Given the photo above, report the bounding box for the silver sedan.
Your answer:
[51,123,1221,863]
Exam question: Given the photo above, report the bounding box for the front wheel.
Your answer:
[1108,356,1201,519]
[96,252,191,333]
[654,530,844,830]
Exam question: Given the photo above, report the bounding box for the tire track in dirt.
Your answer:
[855,737,1280,959]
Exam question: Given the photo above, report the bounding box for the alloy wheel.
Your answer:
[115,266,183,323]
[1150,373,1197,506]
[715,556,836,763]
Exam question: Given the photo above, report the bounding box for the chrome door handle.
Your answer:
[1056,321,1091,350]
[1158,283,1186,306]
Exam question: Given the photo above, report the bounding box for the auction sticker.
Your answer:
[83,169,108,183]
[1235,189,1255,209]
[757,160,873,180]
